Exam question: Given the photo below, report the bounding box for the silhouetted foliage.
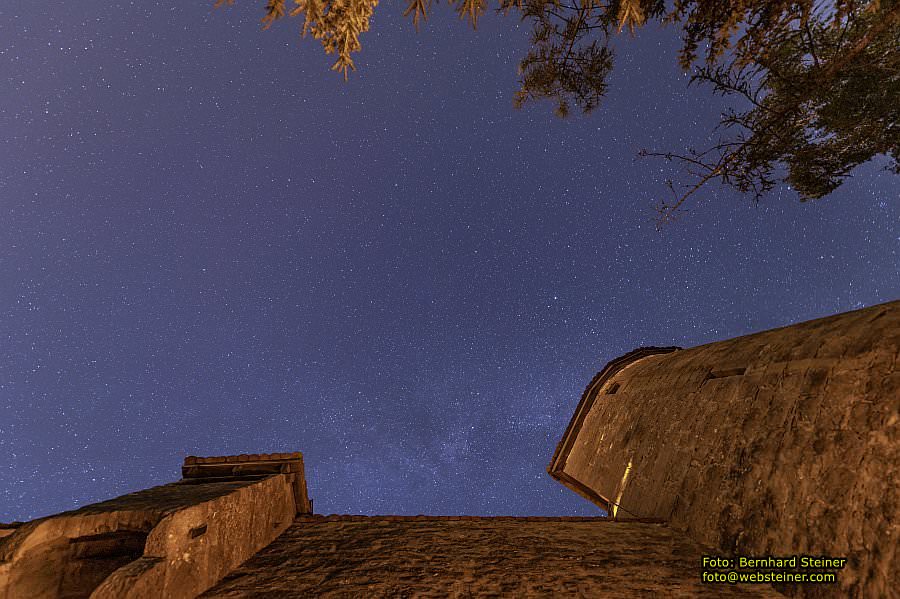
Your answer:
[215,0,900,223]
[644,0,900,224]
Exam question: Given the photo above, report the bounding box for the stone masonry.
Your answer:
[549,300,900,598]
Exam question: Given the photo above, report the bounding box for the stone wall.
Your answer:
[201,516,782,598]
[549,300,900,598]
[0,453,308,599]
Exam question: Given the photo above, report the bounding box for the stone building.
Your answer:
[0,451,777,598]
[550,298,899,598]
[1,300,897,598]
[0,453,312,599]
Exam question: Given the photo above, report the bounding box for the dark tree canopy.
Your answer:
[215,0,900,223]
[645,0,900,222]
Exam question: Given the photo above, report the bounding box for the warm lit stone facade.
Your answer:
[549,299,900,598]
[0,453,311,599]
[202,515,781,598]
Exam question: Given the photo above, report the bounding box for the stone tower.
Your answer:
[549,299,900,597]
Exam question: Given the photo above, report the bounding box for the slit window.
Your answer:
[705,367,746,382]
[606,382,620,395]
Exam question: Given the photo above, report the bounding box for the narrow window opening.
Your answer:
[869,309,887,323]
[705,367,746,382]
[606,382,620,395]
[189,524,207,539]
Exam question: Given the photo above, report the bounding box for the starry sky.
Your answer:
[1,2,898,522]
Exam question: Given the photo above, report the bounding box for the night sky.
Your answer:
[1,2,898,522]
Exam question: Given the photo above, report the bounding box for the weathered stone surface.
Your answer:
[549,299,900,598]
[90,475,295,599]
[201,516,783,598]
[0,525,20,541]
[0,455,307,599]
